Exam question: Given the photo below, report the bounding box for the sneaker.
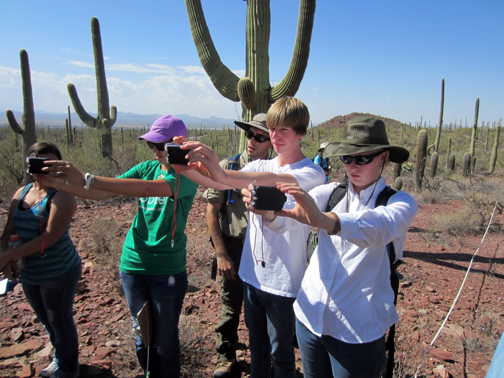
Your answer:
[39,361,58,377]
[48,368,80,378]
[213,360,233,377]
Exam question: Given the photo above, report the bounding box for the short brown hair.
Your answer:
[26,142,63,160]
[266,96,310,135]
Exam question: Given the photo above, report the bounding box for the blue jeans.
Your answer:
[121,270,188,378]
[22,264,81,373]
[295,318,385,378]
[243,283,296,378]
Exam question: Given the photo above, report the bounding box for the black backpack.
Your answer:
[306,184,399,378]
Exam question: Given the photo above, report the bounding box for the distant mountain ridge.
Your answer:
[0,110,238,129]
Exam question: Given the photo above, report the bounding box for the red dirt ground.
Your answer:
[0,190,503,378]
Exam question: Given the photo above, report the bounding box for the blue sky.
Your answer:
[1,0,503,126]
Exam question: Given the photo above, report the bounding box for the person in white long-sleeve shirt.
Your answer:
[258,116,418,378]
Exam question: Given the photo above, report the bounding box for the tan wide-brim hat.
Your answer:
[324,116,409,163]
[234,113,269,133]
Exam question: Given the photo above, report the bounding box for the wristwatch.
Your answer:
[84,173,95,190]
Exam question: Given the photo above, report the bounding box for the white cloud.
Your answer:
[0,63,238,119]
[67,60,95,68]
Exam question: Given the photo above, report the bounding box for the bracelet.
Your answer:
[84,173,95,190]
[326,212,340,235]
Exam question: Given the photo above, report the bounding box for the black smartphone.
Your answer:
[26,157,49,174]
[165,144,189,165]
[251,185,287,211]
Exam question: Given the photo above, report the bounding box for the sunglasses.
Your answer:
[147,140,173,151]
[245,130,270,143]
[339,150,384,165]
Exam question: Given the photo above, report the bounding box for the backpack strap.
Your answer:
[226,153,242,205]
[325,184,347,212]
[375,185,399,378]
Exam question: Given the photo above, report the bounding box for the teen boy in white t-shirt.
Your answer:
[183,97,325,378]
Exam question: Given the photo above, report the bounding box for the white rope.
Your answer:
[414,201,500,378]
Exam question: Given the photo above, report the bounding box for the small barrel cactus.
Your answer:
[489,124,501,173]
[430,151,439,177]
[463,152,471,177]
[415,130,428,191]
[448,153,455,171]
[394,177,403,191]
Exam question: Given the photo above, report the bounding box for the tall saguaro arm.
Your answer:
[269,0,315,102]
[185,0,240,102]
[186,0,315,117]
[6,49,37,153]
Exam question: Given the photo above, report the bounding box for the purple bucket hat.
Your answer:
[139,115,187,143]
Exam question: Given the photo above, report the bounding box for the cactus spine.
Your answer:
[68,17,117,159]
[489,123,501,173]
[415,130,428,191]
[185,0,315,150]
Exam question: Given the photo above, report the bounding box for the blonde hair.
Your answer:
[266,96,310,135]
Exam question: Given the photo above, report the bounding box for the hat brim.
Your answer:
[234,120,269,134]
[324,142,409,163]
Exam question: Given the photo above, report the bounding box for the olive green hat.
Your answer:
[324,116,409,163]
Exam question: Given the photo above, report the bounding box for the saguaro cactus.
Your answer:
[186,0,315,149]
[6,49,38,182]
[415,130,428,191]
[6,49,37,154]
[68,17,117,159]
[433,78,444,153]
[489,123,501,174]
[446,137,452,170]
[470,98,479,157]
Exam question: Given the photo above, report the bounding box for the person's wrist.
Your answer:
[325,212,340,235]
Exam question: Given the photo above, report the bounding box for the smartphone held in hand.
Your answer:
[26,157,49,174]
[251,184,287,211]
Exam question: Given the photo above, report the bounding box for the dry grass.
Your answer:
[89,217,125,280]
[179,314,213,377]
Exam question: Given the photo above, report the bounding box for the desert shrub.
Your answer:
[476,312,498,337]
[433,207,481,236]
[89,217,124,278]
[179,314,212,377]
[0,131,24,199]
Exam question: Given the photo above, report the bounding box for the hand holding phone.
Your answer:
[26,157,49,175]
[250,183,287,211]
[165,144,189,165]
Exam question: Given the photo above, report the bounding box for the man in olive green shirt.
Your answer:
[205,114,272,377]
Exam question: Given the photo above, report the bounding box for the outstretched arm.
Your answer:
[42,160,177,198]
[182,141,297,189]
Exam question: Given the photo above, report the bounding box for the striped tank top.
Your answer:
[13,183,81,285]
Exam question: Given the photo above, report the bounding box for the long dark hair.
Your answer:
[26,142,63,160]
